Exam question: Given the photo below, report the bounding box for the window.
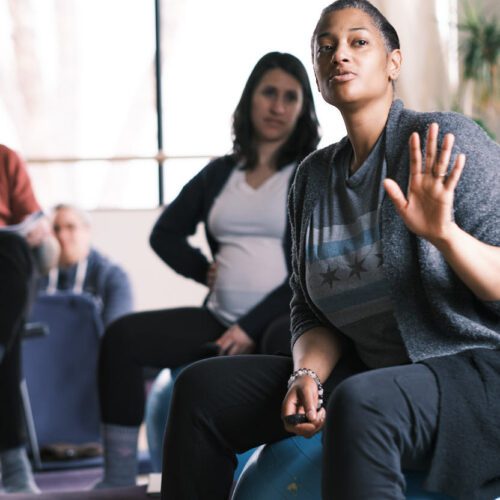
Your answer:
[2,1,459,210]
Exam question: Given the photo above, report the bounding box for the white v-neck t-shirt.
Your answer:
[206,163,295,326]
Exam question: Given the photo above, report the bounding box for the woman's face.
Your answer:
[312,8,401,110]
[250,68,304,145]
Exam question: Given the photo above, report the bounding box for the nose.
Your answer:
[331,42,350,64]
[270,96,286,114]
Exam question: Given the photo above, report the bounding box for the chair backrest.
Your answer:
[22,292,104,446]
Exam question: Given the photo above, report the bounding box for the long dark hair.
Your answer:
[232,52,321,170]
[314,0,400,52]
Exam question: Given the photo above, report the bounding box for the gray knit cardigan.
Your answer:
[289,99,500,360]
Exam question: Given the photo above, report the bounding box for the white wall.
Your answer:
[89,209,209,311]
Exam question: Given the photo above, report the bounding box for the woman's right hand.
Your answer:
[206,261,218,290]
[282,376,326,438]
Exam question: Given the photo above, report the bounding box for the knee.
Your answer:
[101,315,132,347]
[173,361,214,403]
[326,373,393,441]
[328,375,373,423]
[170,360,221,417]
[99,315,134,363]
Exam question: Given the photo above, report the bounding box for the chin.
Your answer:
[257,131,290,144]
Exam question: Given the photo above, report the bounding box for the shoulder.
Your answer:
[405,108,485,136]
[387,101,498,173]
[393,102,494,151]
[289,141,346,221]
[88,249,127,277]
[0,144,24,173]
[294,141,345,187]
[178,155,237,194]
[0,144,17,158]
[199,154,237,178]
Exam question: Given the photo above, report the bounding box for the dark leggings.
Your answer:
[0,233,35,451]
[161,355,439,500]
[98,308,291,426]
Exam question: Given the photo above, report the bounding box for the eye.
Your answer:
[261,86,277,97]
[318,44,334,54]
[284,91,299,103]
[354,39,368,47]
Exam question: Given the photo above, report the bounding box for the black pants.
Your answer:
[160,355,439,500]
[98,308,291,426]
[0,232,35,451]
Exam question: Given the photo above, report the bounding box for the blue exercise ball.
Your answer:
[145,368,183,471]
[232,433,453,500]
[145,367,256,477]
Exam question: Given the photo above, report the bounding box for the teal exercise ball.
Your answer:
[145,367,256,477]
[231,433,452,500]
[145,368,182,472]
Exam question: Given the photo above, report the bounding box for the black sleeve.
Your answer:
[287,166,325,347]
[149,166,211,285]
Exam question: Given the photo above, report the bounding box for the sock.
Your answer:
[0,446,40,493]
[93,424,139,489]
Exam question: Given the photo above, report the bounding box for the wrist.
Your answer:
[428,222,462,252]
[288,368,324,409]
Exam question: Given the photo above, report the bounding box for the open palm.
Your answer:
[383,123,466,245]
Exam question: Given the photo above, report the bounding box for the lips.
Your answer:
[328,70,356,83]
[264,118,285,127]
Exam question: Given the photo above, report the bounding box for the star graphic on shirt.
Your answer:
[348,255,368,279]
[320,265,341,288]
[375,253,383,268]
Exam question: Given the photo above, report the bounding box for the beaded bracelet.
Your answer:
[287,368,324,410]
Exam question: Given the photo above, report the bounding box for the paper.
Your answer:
[0,211,44,236]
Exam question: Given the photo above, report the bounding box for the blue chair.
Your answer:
[21,292,104,466]
[145,367,256,477]
[231,433,453,500]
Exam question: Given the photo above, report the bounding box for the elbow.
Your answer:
[149,227,161,254]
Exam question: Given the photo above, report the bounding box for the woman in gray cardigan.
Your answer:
[160,1,500,499]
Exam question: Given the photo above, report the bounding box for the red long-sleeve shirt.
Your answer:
[0,144,41,227]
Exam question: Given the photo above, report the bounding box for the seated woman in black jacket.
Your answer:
[94,51,321,489]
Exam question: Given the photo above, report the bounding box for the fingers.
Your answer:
[425,122,439,174]
[282,407,326,437]
[383,179,407,213]
[215,333,254,356]
[408,132,422,176]
[415,123,463,185]
[282,378,324,437]
[206,262,218,288]
[282,391,300,419]
[214,332,232,353]
[444,153,466,191]
[433,132,455,178]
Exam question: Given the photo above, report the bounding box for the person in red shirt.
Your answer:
[0,144,57,494]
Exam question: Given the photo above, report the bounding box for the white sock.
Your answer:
[93,424,139,489]
[0,446,40,493]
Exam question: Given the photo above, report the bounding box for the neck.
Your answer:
[58,250,89,268]
[253,139,285,171]
[339,96,393,174]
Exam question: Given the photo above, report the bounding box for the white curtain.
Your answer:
[372,0,459,112]
[0,0,462,209]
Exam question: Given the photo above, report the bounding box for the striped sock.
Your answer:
[0,446,40,493]
[93,424,139,489]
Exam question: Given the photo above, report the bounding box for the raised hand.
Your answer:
[383,122,466,246]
